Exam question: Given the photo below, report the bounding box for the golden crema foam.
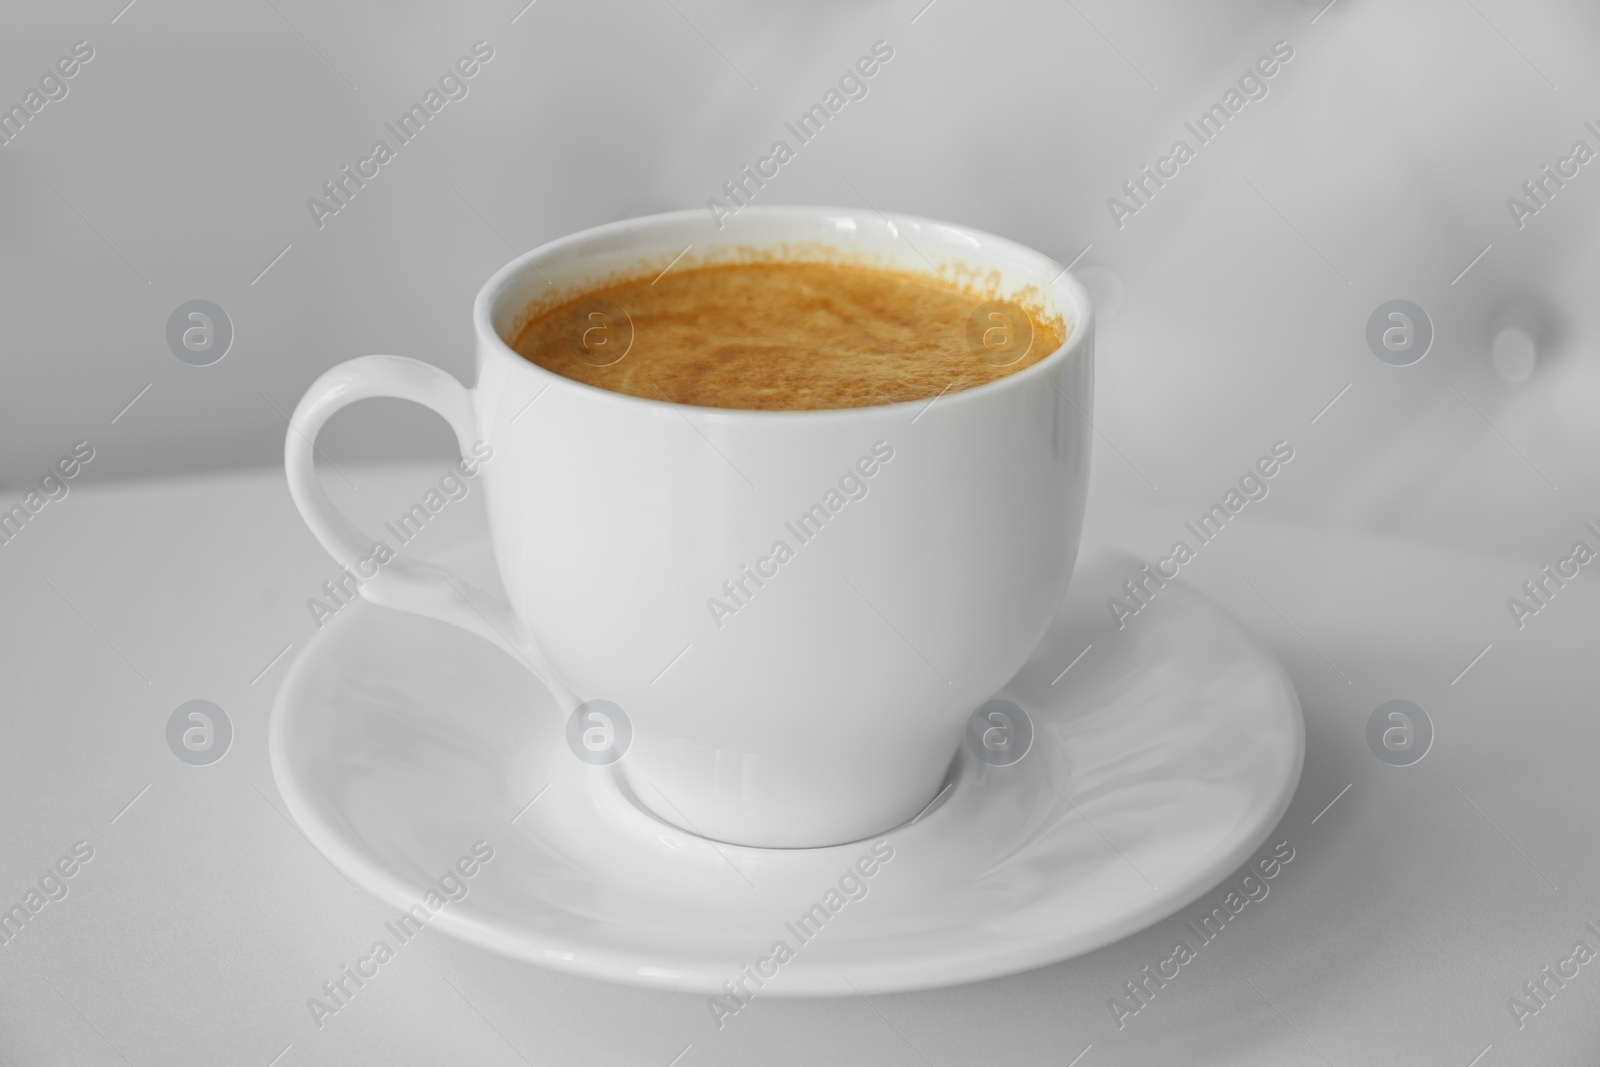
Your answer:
[511,260,1066,411]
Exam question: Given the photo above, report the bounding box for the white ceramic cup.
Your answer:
[286,206,1093,849]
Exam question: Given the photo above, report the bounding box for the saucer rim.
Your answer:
[268,553,1305,996]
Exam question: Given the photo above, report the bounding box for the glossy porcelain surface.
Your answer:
[286,206,1094,848]
[268,538,1304,995]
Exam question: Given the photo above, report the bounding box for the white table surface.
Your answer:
[1,462,1594,1066]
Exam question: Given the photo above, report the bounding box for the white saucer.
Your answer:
[269,537,1303,995]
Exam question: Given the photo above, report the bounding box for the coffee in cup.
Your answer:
[510,260,1065,411]
[286,207,1092,848]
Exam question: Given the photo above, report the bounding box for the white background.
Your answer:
[4,0,1597,551]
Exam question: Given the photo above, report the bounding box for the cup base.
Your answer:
[610,752,965,851]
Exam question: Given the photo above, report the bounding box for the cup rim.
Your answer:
[472,205,1094,422]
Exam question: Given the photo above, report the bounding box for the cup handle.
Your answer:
[285,354,578,709]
